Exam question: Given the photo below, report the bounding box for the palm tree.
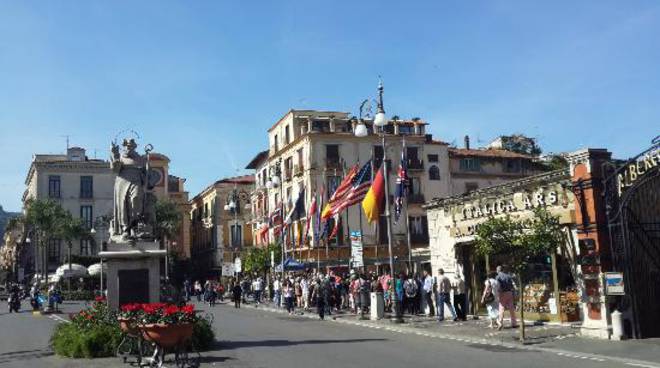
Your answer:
[154,199,182,280]
[24,199,69,280]
[59,213,89,286]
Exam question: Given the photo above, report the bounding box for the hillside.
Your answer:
[0,206,20,245]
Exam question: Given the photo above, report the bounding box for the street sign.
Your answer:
[222,263,234,276]
[234,257,242,273]
[350,231,364,268]
[604,272,625,295]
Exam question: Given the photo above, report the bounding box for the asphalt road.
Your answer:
[0,300,656,368]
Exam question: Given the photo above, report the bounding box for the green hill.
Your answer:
[0,206,20,245]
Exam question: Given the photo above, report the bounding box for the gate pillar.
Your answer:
[567,148,613,339]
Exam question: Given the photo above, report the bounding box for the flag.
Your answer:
[285,187,306,224]
[362,165,386,224]
[321,165,359,220]
[394,144,409,223]
[314,186,324,245]
[324,161,372,218]
[269,204,282,227]
[329,214,341,239]
[304,193,317,244]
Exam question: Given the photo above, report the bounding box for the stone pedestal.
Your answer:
[99,240,166,311]
[370,292,384,320]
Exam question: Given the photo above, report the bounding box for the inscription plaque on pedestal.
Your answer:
[118,269,150,306]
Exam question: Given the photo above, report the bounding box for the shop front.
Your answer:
[426,168,586,324]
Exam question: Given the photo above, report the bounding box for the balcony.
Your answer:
[294,164,304,177]
[408,193,425,204]
[407,158,424,170]
[284,169,292,182]
[325,158,342,170]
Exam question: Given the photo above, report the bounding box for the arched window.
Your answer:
[429,165,441,181]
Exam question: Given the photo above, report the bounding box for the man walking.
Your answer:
[422,270,435,317]
[273,276,282,308]
[252,277,263,306]
[452,274,467,321]
[496,265,517,330]
[436,269,458,322]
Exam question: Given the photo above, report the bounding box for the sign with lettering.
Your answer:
[617,148,659,195]
[604,272,625,296]
[350,231,364,268]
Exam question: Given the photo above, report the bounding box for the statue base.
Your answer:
[99,240,165,311]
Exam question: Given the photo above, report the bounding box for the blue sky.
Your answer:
[1,1,658,211]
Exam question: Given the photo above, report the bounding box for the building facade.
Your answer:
[190,175,254,278]
[22,146,191,278]
[252,110,451,272]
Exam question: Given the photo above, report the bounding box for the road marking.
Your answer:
[48,314,70,323]
[625,363,659,368]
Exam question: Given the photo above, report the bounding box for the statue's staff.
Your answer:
[143,144,154,224]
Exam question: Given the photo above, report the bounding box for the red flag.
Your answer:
[304,193,317,244]
[329,214,341,239]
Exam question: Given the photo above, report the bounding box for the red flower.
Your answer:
[95,296,106,302]
[181,305,195,315]
[163,305,179,316]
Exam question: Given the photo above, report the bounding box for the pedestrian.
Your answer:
[183,279,191,302]
[208,282,217,307]
[194,281,202,302]
[232,282,242,308]
[436,268,458,322]
[312,276,326,320]
[252,277,263,306]
[422,270,435,317]
[301,276,310,310]
[404,275,419,315]
[283,280,295,315]
[395,273,405,312]
[217,282,225,302]
[452,274,467,321]
[495,265,517,330]
[241,278,250,304]
[379,270,392,312]
[481,272,500,329]
[273,276,282,308]
[294,277,303,308]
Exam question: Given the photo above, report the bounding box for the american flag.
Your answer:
[321,165,359,220]
[325,161,372,218]
[394,145,409,223]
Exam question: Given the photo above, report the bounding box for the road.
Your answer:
[0,300,657,367]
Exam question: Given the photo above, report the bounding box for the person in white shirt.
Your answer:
[452,275,467,321]
[422,270,435,317]
[252,278,263,305]
[273,277,282,308]
[301,277,310,310]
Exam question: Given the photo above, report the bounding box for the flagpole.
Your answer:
[403,136,413,274]
[371,144,379,275]
[343,159,351,271]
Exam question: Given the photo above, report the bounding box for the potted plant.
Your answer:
[139,303,197,348]
[118,303,143,336]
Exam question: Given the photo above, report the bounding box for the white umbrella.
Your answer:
[87,263,107,276]
[48,274,61,284]
[55,264,88,279]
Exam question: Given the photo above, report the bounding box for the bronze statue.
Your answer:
[110,138,154,242]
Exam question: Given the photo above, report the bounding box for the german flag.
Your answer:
[362,166,385,224]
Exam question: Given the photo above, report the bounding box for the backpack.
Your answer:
[404,280,418,297]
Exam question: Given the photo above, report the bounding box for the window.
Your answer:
[286,187,292,207]
[465,182,479,193]
[48,239,61,263]
[428,165,441,180]
[398,125,414,134]
[427,154,439,162]
[284,157,293,180]
[374,145,384,170]
[459,158,481,172]
[312,120,330,133]
[80,176,93,198]
[285,125,290,144]
[409,216,429,243]
[230,224,242,247]
[408,177,421,195]
[504,159,521,173]
[80,238,93,256]
[274,134,279,152]
[325,145,340,167]
[407,147,422,169]
[48,176,61,198]
[80,206,93,229]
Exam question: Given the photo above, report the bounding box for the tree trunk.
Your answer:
[519,277,526,342]
[68,241,72,291]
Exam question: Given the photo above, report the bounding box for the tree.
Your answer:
[59,214,89,289]
[543,154,569,171]
[24,199,70,279]
[242,247,268,275]
[154,199,182,242]
[474,207,564,341]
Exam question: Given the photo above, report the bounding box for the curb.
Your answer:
[247,304,660,368]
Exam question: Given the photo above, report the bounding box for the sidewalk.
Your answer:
[247,300,660,367]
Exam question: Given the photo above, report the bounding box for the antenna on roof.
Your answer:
[61,135,71,150]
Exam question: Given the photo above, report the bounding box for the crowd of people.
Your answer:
[182,264,519,329]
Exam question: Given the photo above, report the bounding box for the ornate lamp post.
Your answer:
[355,78,403,323]
[266,159,284,281]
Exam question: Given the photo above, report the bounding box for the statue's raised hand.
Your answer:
[111,142,120,159]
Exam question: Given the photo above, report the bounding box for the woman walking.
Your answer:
[481,272,500,329]
[232,282,242,309]
[283,280,295,315]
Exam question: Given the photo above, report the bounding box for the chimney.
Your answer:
[464,135,470,150]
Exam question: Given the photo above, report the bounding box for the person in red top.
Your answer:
[378,270,392,312]
[216,283,225,302]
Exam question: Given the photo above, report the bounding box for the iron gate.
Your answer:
[603,137,660,338]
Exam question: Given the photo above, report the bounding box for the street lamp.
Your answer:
[267,159,285,285]
[355,78,403,323]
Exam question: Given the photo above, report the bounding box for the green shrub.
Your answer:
[192,317,216,351]
[60,290,95,301]
[51,322,122,358]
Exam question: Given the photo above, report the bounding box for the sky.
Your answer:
[0,1,658,211]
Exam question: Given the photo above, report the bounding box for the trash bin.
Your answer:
[371,292,384,320]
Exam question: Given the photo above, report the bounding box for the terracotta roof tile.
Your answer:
[448,148,532,159]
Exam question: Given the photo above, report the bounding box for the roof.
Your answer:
[267,109,350,132]
[427,139,450,146]
[218,174,255,185]
[448,148,532,159]
[245,150,269,170]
